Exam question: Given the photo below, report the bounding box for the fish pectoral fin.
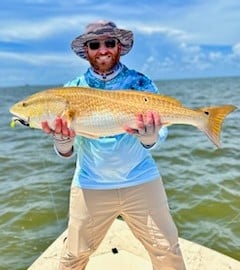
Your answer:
[62,109,75,127]
[75,130,100,139]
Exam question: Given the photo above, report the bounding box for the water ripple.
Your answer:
[1,78,240,269]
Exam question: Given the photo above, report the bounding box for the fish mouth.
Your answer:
[11,117,30,127]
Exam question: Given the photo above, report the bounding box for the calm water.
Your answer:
[0,77,239,270]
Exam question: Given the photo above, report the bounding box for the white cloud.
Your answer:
[0,51,77,65]
[208,52,223,62]
[0,15,94,41]
[226,43,240,66]
[131,24,191,42]
[179,43,201,54]
[1,0,240,46]
[0,0,239,85]
[232,43,240,57]
[0,51,88,86]
[141,0,240,44]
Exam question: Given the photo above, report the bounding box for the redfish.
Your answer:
[10,86,237,147]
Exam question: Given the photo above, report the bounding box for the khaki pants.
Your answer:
[59,179,186,270]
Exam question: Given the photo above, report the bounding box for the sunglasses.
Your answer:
[86,38,118,50]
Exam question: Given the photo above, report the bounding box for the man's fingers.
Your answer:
[41,118,75,138]
[152,111,161,128]
[124,126,139,135]
[145,111,155,134]
[54,117,62,134]
[137,111,155,135]
[136,113,146,135]
[41,121,52,134]
[125,111,161,136]
[61,119,70,137]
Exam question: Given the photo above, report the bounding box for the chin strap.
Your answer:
[90,62,123,81]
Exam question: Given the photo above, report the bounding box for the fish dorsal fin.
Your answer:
[150,93,183,106]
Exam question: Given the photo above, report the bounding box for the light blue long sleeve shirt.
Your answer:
[64,63,168,189]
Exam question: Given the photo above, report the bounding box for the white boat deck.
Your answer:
[28,219,240,270]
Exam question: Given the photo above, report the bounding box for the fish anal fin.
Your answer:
[75,130,100,139]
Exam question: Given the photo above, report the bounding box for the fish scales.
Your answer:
[45,88,198,135]
[10,86,237,147]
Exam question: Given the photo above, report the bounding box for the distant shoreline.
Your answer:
[1,75,240,89]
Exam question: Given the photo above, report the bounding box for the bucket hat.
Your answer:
[71,20,134,59]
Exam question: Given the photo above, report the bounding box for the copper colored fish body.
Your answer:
[10,86,237,147]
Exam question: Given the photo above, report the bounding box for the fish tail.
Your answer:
[197,105,237,147]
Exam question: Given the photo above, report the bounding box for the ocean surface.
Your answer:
[0,77,239,270]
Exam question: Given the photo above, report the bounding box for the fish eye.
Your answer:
[22,102,27,107]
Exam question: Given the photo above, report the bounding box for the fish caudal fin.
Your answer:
[198,105,237,148]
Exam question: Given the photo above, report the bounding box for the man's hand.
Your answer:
[125,111,162,148]
[41,117,75,157]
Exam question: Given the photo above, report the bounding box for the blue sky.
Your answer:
[1,0,240,86]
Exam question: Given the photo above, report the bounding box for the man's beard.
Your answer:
[88,50,121,73]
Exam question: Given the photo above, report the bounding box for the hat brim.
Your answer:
[71,29,133,59]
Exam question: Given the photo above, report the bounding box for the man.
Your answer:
[42,20,186,270]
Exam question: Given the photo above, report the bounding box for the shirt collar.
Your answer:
[89,63,123,81]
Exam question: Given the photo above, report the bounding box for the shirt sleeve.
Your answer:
[64,75,87,87]
[53,144,76,159]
